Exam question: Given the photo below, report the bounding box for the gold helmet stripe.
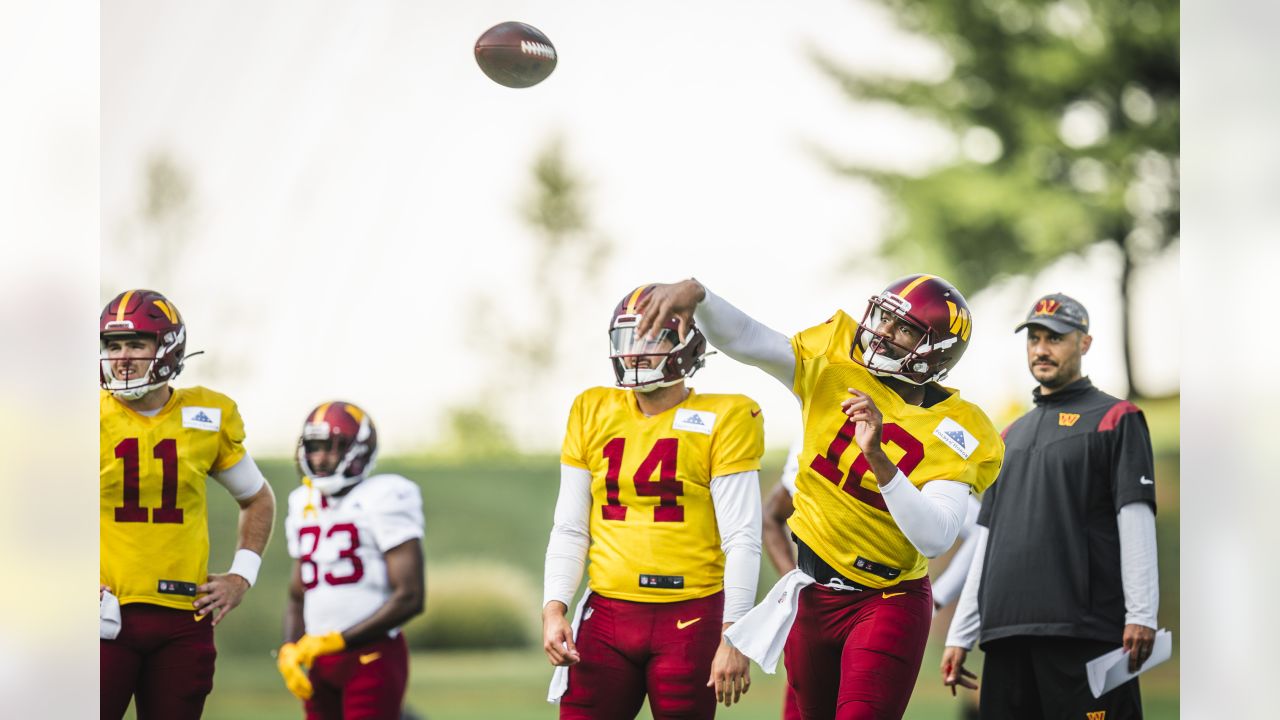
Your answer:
[898,274,937,300]
[115,290,136,322]
[311,402,333,423]
[152,299,177,324]
[625,286,649,315]
[342,403,365,424]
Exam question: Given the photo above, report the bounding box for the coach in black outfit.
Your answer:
[939,293,1160,719]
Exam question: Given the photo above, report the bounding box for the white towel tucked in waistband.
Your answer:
[723,569,815,673]
[100,588,122,640]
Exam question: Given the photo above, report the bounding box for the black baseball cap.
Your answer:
[1014,293,1089,334]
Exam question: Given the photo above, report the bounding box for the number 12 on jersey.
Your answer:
[600,437,684,523]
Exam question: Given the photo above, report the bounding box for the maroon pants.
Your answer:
[305,633,410,720]
[783,577,932,720]
[101,603,217,720]
[561,591,724,720]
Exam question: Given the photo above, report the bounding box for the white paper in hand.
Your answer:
[1085,629,1172,698]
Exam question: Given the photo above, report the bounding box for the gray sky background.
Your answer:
[102,0,1178,455]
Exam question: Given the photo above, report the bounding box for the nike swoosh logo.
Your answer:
[193,612,208,622]
[676,617,702,630]
[1139,476,1154,485]
[750,409,762,417]
[359,652,381,665]
[882,592,906,599]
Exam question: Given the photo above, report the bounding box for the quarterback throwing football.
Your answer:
[100,289,276,719]
[277,402,425,719]
[637,276,1004,720]
[542,285,765,719]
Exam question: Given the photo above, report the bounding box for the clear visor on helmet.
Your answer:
[610,326,678,359]
[610,326,678,389]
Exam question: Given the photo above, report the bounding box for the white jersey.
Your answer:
[285,473,425,637]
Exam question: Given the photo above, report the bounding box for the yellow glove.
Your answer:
[277,632,346,701]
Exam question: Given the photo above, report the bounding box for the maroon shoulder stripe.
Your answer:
[1098,400,1140,431]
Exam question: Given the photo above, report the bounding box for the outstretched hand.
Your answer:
[634,279,704,342]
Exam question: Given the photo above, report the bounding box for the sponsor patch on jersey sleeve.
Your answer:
[933,417,978,459]
[672,408,716,435]
[182,406,222,432]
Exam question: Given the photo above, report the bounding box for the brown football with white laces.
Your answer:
[474,21,557,88]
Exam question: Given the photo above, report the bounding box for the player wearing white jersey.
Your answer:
[277,402,425,720]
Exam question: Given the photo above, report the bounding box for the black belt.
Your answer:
[794,535,872,591]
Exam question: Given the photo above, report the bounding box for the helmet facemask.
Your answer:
[609,320,706,392]
[855,293,958,385]
[297,414,378,496]
[99,328,184,400]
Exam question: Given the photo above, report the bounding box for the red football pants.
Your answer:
[561,591,724,720]
[100,603,217,720]
[783,577,932,720]
[305,633,410,720]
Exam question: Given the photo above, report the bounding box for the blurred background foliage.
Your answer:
[816,0,1178,398]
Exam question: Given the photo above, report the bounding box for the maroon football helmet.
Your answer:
[609,285,707,391]
[852,274,973,385]
[297,401,379,496]
[99,289,187,400]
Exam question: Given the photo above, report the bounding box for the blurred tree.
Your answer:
[440,135,612,455]
[104,151,248,384]
[104,152,195,305]
[818,0,1177,398]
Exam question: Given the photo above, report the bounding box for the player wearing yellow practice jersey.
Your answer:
[541,285,765,720]
[637,275,1003,720]
[100,289,276,720]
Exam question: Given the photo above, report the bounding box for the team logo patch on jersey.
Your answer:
[182,406,222,432]
[1059,412,1081,427]
[672,408,715,435]
[933,417,978,459]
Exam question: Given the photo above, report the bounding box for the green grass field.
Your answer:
[184,399,1179,719]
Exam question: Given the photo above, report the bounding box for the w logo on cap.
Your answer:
[1034,298,1061,316]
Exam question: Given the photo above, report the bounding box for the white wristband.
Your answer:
[228,549,262,587]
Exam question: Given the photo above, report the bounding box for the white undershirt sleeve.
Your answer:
[1118,501,1159,629]
[929,495,984,608]
[878,473,969,558]
[944,526,988,650]
[710,470,764,624]
[210,453,267,501]
[542,464,593,609]
[694,285,797,393]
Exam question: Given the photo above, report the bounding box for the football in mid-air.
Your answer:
[474,21,557,88]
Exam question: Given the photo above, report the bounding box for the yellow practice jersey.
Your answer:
[788,311,1003,588]
[561,387,764,603]
[100,387,247,609]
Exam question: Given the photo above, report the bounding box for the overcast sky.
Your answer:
[101,0,1178,455]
